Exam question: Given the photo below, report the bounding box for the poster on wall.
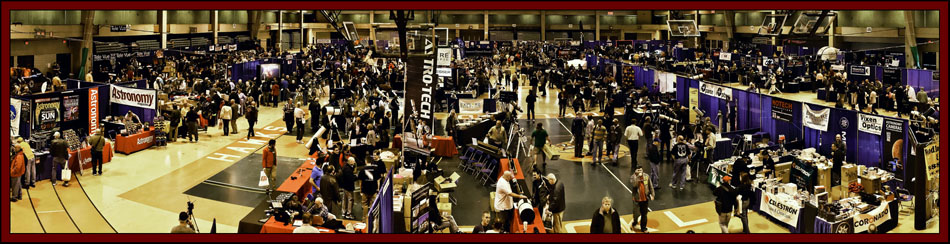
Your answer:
[110,85,157,110]
[803,105,830,132]
[458,99,483,114]
[260,63,280,80]
[759,191,802,227]
[857,114,883,135]
[410,183,432,233]
[882,119,904,171]
[11,99,22,137]
[771,98,795,123]
[63,95,80,122]
[34,97,61,133]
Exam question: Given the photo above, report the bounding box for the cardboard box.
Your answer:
[438,193,450,204]
[816,164,832,190]
[841,164,858,185]
[860,175,882,194]
[437,203,452,217]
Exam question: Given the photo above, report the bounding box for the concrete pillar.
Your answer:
[484,11,489,40]
[619,29,625,40]
[369,11,377,41]
[770,11,777,46]
[541,11,546,41]
[695,10,701,48]
[828,17,835,48]
[595,11,601,41]
[300,10,304,50]
[212,10,219,45]
[903,11,919,69]
[723,10,735,51]
[159,10,167,49]
[77,10,95,79]
[277,11,283,50]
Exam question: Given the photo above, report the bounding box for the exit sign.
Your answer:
[607,12,613,15]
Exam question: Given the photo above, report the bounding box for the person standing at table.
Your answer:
[167,105,181,142]
[320,164,341,217]
[487,120,507,148]
[246,102,258,139]
[283,101,296,135]
[262,139,277,194]
[494,171,528,233]
[219,101,232,136]
[87,130,106,176]
[49,132,70,187]
[735,172,754,233]
[11,144,26,202]
[15,137,35,188]
[339,157,358,220]
[624,119,644,167]
[546,173,566,233]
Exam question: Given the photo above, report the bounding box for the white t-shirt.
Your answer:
[624,125,643,141]
[494,179,513,211]
[293,225,321,233]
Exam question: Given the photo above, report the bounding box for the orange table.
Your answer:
[68,141,113,172]
[260,216,366,233]
[115,128,156,154]
[276,158,316,201]
[511,207,546,233]
[498,158,524,180]
[391,135,458,157]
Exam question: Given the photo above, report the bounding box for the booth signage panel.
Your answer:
[11,99,22,137]
[857,114,883,135]
[698,81,733,100]
[853,201,891,233]
[759,191,801,227]
[803,105,830,132]
[89,88,100,133]
[110,85,157,109]
[771,98,795,123]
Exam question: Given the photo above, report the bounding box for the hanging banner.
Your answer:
[857,113,883,135]
[403,38,439,154]
[63,95,80,122]
[110,85,157,109]
[89,88,100,134]
[34,97,61,133]
[850,65,871,76]
[771,98,795,123]
[689,87,699,123]
[924,136,938,181]
[759,191,802,227]
[458,99,483,114]
[719,52,732,61]
[853,201,891,233]
[803,105,830,132]
[11,99,22,137]
[698,81,733,100]
[437,48,452,65]
[882,119,904,168]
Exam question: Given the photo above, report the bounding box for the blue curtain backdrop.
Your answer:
[905,69,938,98]
[231,60,260,83]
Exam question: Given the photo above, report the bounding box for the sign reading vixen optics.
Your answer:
[110,85,157,109]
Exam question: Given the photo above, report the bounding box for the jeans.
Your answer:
[361,193,376,221]
[25,157,36,185]
[738,199,751,233]
[718,212,732,233]
[187,121,198,142]
[343,190,355,216]
[91,150,103,174]
[526,105,535,120]
[634,201,649,231]
[497,208,513,233]
[671,158,688,189]
[531,146,546,173]
[51,157,67,184]
[432,215,460,233]
[650,161,660,188]
[628,140,639,166]
[593,140,605,164]
[169,123,179,141]
[574,135,585,157]
[11,176,22,199]
[558,105,566,117]
[296,121,305,141]
[222,119,230,135]
[264,167,276,191]
[247,120,256,138]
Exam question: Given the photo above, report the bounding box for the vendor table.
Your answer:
[276,158,316,201]
[115,128,156,154]
[391,135,459,157]
[67,141,114,172]
[813,200,899,233]
[259,216,365,233]
[456,120,494,148]
[102,121,126,139]
[498,158,523,180]
[784,82,800,93]
[751,188,810,233]
[511,207,546,233]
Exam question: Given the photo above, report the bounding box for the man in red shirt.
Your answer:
[11,144,27,202]
[262,139,277,194]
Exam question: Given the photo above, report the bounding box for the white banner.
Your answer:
[853,201,891,233]
[698,81,733,100]
[759,191,802,227]
[803,105,830,132]
[11,99,22,137]
[858,113,883,135]
[719,52,732,61]
[437,67,452,77]
[657,72,677,94]
[458,99,483,114]
[437,48,452,65]
[110,85,157,109]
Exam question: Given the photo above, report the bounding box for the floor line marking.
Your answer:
[600,163,633,194]
[664,211,708,227]
[35,210,66,214]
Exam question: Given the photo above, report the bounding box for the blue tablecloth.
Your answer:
[814,217,834,233]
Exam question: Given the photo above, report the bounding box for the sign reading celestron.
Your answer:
[110,85,157,109]
[759,191,801,227]
[858,113,883,135]
[698,81,733,100]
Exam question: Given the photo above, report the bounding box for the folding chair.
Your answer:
[458,147,476,171]
[480,159,498,186]
[466,150,486,175]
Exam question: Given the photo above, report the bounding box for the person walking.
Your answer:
[647,139,662,189]
[283,101,296,134]
[670,135,692,190]
[607,118,623,165]
[262,139,277,194]
[546,173,567,233]
[557,92,568,117]
[87,130,106,175]
[713,175,737,233]
[11,144,26,202]
[525,89,537,121]
[246,102,258,139]
[592,119,607,165]
[590,196,622,234]
[530,123,549,173]
[49,132,70,186]
[624,119,644,167]
[185,106,199,142]
[220,101,232,136]
[295,102,307,143]
[630,165,654,233]
[735,172,754,233]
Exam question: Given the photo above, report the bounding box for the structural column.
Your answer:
[595,11,601,41]
[77,10,95,79]
[369,11,377,41]
[541,11,546,41]
[484,11,489,40]
[277,11,283,50]
[159,10,167,49]
[212,10,219,45]
[903,10,919,69]
[828,16,835,48]
[723,10,735,51]
[695,10,701,48]
[300,10,305,50]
